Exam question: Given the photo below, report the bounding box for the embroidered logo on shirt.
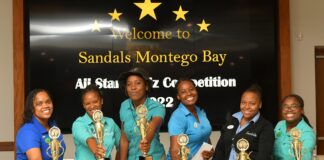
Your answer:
[276,130,282,137]
[45,137,51,144]
[194,122,198,128]
[246,131,257,137]
[227,125,234,129]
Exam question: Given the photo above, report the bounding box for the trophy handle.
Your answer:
[290,128,302,160]
[45,142,64,160]
[58,145,65,157]
[292,141,302,160]
[46,147,51,158]
[92,110,105,160]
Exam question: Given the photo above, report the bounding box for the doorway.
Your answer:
[315,46,324,154]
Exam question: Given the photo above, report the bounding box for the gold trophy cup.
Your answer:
[236,138,251,160]
[46,126,64,160]
[93,110,105,160]
[136,104,152,160]
[290,128,302,160]
[177,133,190,160]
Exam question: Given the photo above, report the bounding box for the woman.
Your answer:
[118,67,166,160]
[213,84,274,160]
[273,94,316,160]
[168,78,214,160]
[72,84,121,160]
[16,89,66,160]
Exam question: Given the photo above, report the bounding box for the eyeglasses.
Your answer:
[281,104,300,111]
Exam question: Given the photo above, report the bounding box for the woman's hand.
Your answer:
[201,148,214,160]
[139,138,151,154]
[94,145,106,159]
[86,138,106,159]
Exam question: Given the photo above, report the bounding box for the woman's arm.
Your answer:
[139,116,163,153]
[146,116,163,142]
[169,136,181,160]
[119,123,129,160]
[86,138,106,159]
[72,120,105,159]
[115,151,121,160]
[201,138,214,160]
[26,148,43,160]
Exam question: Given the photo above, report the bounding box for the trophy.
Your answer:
[46,126,65,160]
[177,133,190,160]
[93,110,105,160]
[136,104,152,160]
[290,128,302,160]
[236,138,251,160]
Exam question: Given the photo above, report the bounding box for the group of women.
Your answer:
[16,67,316,160]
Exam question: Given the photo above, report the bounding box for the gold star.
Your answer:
[134,0,161,20]
[91,19,101,32]
[108,9,123,22]
[173,6,189,21]
[197,19,211,32]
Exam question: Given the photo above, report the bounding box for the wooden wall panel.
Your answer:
[0,142,15,151]
[11,0,25,153]
[278,0,292,100]
[315,46,324,154]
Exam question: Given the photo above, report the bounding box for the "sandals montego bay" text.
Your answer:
[78,50,227,67]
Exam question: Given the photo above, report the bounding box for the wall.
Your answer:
[0,0,14,159]
[290,0,324,132]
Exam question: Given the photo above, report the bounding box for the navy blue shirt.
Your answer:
[16,116,66,160]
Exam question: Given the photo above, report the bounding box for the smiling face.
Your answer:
[240,91,261,121]
[281,97,303,124]
[82,91,103,118]
[126,75,148,106]
[176,80,198,108]
[33,91,53,122]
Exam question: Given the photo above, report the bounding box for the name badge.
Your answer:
[227,125,234,129]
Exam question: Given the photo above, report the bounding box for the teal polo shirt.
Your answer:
[120,98,166,160]
[72,113,121,160]
[273,119,316,160]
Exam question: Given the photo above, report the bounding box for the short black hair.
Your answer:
[175,77,196,94]
[23,89,52,124]
[243,83,263,100]
[281,94,312,128]
[281,94,304,109]
[81,84,103,103]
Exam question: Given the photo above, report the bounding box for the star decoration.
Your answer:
[173,6,189,21]
[197,19,211,32]
[108,9,123,21]
[134,0,162,20]
[91,19,101,32]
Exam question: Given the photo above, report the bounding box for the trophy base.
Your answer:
[139,156,153,160]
